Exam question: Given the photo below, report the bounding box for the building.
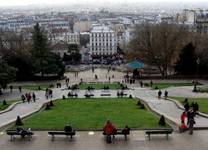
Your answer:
[65,32,80,45]
[89,26,117,58]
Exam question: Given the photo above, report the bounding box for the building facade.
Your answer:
[89,26,117,57]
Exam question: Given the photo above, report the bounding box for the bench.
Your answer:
[103,130,130,140]
[84,94,94,98]
[68,93,78,98]
[100,94,111,97]
[6,130,34,141]
[48,131,76,141]
[145,129,173,140]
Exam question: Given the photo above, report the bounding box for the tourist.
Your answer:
[158,90,162,99]
[188,114,195,135]
[18,86,22,93]
[21,94,26,103]
[140,81,143,88]
[32,93,36,102]
[150,80,153,87]
[64,124,72,132]
[10,85,13,92]
[103,120,115,143]
[187,108,195,126]
[122,125,130,134]
[179,120,187,133]
[184,102,190,112]
[164,90,168,99]
[193,102,199,115]
[180,111,187,123]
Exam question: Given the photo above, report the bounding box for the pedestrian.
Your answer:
[187,108,195,126]
[109,77,111,83]
[188,112,195,135]
[150,80,153,87]
[158,90,162,99]
[10,85,13,92]
[32,93,36,102]
[18,86,22,93]
[140,81,143,88]
[21,94,26,103]
[184,102,190,112]
[164,90,168,99]
[180,111,187,123]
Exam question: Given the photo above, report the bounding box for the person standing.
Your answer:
[158,90,162,99]
[18,86,22,93]
[32,93,36,102]
[164,90,168,99]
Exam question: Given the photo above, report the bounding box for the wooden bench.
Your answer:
[100,94,111,96]
[84,94,94,98]
[145,129,173,140]
[6,130,34,141]
[103,130,130,140]
[48,131,76,141]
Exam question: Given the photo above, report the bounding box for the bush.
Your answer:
[140,104,145,109]
[154,86,159,90]
[63,95,66,99]
[45,104,51,110]
[144,83,149,87]
[137,100,141,105]
[3,100,7,105]
[15,116,23,126]
[50,101,54,106]
[183,98,188,104]
[129,95,133,99]
[158,115,166,126]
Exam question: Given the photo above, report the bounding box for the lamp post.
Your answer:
[194,58,200,92]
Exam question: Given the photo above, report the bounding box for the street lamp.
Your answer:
[193,58,200,92]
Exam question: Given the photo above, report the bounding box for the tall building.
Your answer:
[89,26,117,57]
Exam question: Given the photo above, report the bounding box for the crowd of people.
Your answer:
[21,92,36,103]
[179,99,198,134]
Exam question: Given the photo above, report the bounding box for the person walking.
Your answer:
[164,90,168,99]
[158,90,162,99]
[32,93,36,102]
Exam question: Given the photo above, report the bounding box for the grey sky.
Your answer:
[0,0,207,6]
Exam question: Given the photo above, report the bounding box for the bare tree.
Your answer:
[130,23,189,76]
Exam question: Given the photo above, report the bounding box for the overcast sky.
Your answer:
[0,0,207,6]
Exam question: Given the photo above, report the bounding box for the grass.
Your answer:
[0,100,20,111]
[170,96,208,114]
[196,85,208,93]
[22,84,50,91]
[15,98,169,130]
[145,82,193,90]
[79,83,126,90]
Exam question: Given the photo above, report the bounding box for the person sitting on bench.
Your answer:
[122,125,130,134]
[64,125,72,132]
[103,120,115,143]
[16,127,31,138]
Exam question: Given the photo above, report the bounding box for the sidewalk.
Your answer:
[132,87,208,128]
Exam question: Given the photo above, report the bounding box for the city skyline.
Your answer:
[0,0,208,6]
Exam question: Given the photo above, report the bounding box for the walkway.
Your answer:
[132,87,208,128]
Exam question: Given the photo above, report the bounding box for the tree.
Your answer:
[31,23,64,77]
[130,23,189,76]
[0,59,16,89]
[175,43,197,75]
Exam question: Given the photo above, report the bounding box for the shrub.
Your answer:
[63,95,66,99]
[45,104,51,110]
[158,115,166,126]
[183,98,188,104]
[129,95,133,99]
[137,100,141,105]
[155,86,159,90]
[50,101,54,106]
[144,83,149,87]
[3,100,7,105]
[15,116,23,126]
[140,104,145,109]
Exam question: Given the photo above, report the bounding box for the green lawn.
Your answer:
[79,83,126,90]
[146,83,193,90]
[16,98,169,130]
[170,97,208,114]
[0,100,20,111]
[22,84,50,91]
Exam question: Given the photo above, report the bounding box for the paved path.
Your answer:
[1,68,208,129]
[0,130,208,150]
[132,87,208,128]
